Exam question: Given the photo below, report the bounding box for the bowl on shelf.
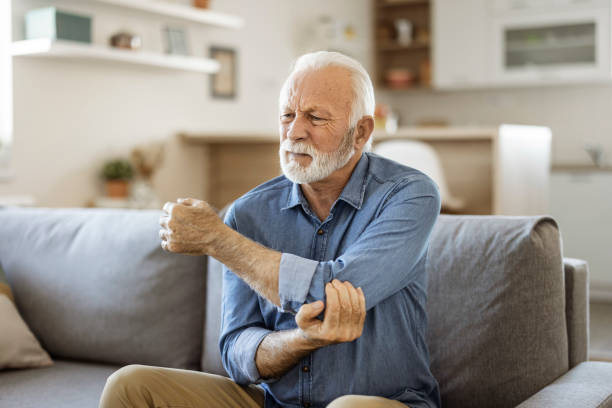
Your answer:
[385,68,415,88]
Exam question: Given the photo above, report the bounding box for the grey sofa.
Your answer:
[0,207,610,408]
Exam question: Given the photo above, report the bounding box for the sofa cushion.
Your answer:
[0,208,206,370]
[0,359,120,408]
[0,263,53,370]
[426,215,568,408]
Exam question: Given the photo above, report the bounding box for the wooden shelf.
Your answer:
[374,126,498,141]
[551,164,612,172]
[374,0,432,90]
[377,0,429,8]
[379,84,433,91]
[12,39,220,73]
[88,0,244,29]
[378,41,430,52]
[180,132,277,144]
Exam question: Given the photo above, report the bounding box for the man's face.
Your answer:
[278,66,356,184]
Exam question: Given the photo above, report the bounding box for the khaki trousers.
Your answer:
[98,364,409,408]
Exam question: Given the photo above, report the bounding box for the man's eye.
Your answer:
[281,113,294,120]
[310,114,325,121]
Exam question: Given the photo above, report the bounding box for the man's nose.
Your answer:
[286,115,308,142]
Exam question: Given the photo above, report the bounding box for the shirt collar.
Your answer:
[281,153,369,211]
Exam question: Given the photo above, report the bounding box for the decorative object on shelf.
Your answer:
[394,19,413,46]
[129,141,165,209]
[584,143,605,167]
[101,158,134,198]
[385,68,415,89]
[210,46,237,98]
[419,59,431,86]
[162,26,189,55]
[374,104,398,133]
[192,0,211,9]
[415,118,449,127]
[374,0,431,90]
[25,7,91,44]
[414,26,430,44]
[109,31,142,50]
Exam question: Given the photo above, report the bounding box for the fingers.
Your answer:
[332,279,352,339]
[162,201,174,214]
[296,301,324,328]
[357,287,366,336]
[159,215,169,228]
[323,282,340,332]
[177,197,207,209]
[345,281,362,334]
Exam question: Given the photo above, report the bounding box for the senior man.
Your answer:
[99,51,441,408]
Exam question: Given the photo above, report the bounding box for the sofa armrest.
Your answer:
[564,257,589,367]
[516,362,612,408]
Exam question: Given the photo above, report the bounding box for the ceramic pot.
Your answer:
[106,180,129,198]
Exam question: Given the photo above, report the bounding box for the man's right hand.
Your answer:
[295,279,366,348]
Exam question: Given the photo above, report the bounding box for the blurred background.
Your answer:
[0,0,610,359]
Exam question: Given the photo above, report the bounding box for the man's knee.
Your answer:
[104,364,155,392]
[328,395,359,408]
[327,395,406,408]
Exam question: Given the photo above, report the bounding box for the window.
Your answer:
[0,0,12,172]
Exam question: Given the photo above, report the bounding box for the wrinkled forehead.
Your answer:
[280,66,353,114]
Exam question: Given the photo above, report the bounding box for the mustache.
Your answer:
[279,140,317,156]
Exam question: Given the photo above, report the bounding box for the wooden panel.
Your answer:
[208,143,279,209]
[374,0,432,89]
[202,137,494,214]
[374,139,494,214]
[430,140,493,214]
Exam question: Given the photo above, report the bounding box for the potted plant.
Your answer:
[101,158,134,198]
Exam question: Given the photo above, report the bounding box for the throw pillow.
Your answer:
[0,264,53,370]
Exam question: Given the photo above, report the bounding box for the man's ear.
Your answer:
[355,116,374,149]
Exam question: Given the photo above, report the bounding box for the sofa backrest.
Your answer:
[426,215,569,408]
[0,208,206,370]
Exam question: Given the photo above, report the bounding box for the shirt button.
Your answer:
[317,229,324,235]
[302,365,310,372]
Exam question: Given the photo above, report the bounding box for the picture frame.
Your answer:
[162,26,189,55]
[209,46,237,99]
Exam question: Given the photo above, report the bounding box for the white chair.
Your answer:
[373,140,465,213]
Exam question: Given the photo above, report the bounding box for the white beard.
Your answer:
[279,128,356,184]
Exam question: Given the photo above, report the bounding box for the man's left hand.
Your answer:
[159,198,223,256]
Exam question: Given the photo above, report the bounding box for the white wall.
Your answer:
[2,0,610,211]
[378,83,612,165]
[0,0,371,207]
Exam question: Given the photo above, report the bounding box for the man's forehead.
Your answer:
[281,66,352,112]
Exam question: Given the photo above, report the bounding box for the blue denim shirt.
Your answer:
[219,152,441,408]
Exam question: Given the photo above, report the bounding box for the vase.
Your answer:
[106,180,129,198]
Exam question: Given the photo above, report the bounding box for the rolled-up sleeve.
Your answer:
[278,253,319,313]
[219,205,272,384]
[278,176,441,314]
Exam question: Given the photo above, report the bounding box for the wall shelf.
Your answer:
[87,0,244,29]
[11,38,220,73]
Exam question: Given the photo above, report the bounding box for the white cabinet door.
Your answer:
[550,171,612,297]
[433,0,490,89]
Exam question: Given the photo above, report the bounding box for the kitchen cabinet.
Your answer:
[433,0,490,89]
[550,167,612,301]
[433,0,612,89]
[374,0,433,90]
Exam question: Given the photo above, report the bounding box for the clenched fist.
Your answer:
[159,197,223,256]
[295,279,366,348]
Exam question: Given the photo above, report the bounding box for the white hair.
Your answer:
[279,51,376,151]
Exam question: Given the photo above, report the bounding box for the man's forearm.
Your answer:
[255,329,319,380]
[211,225,282,306]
